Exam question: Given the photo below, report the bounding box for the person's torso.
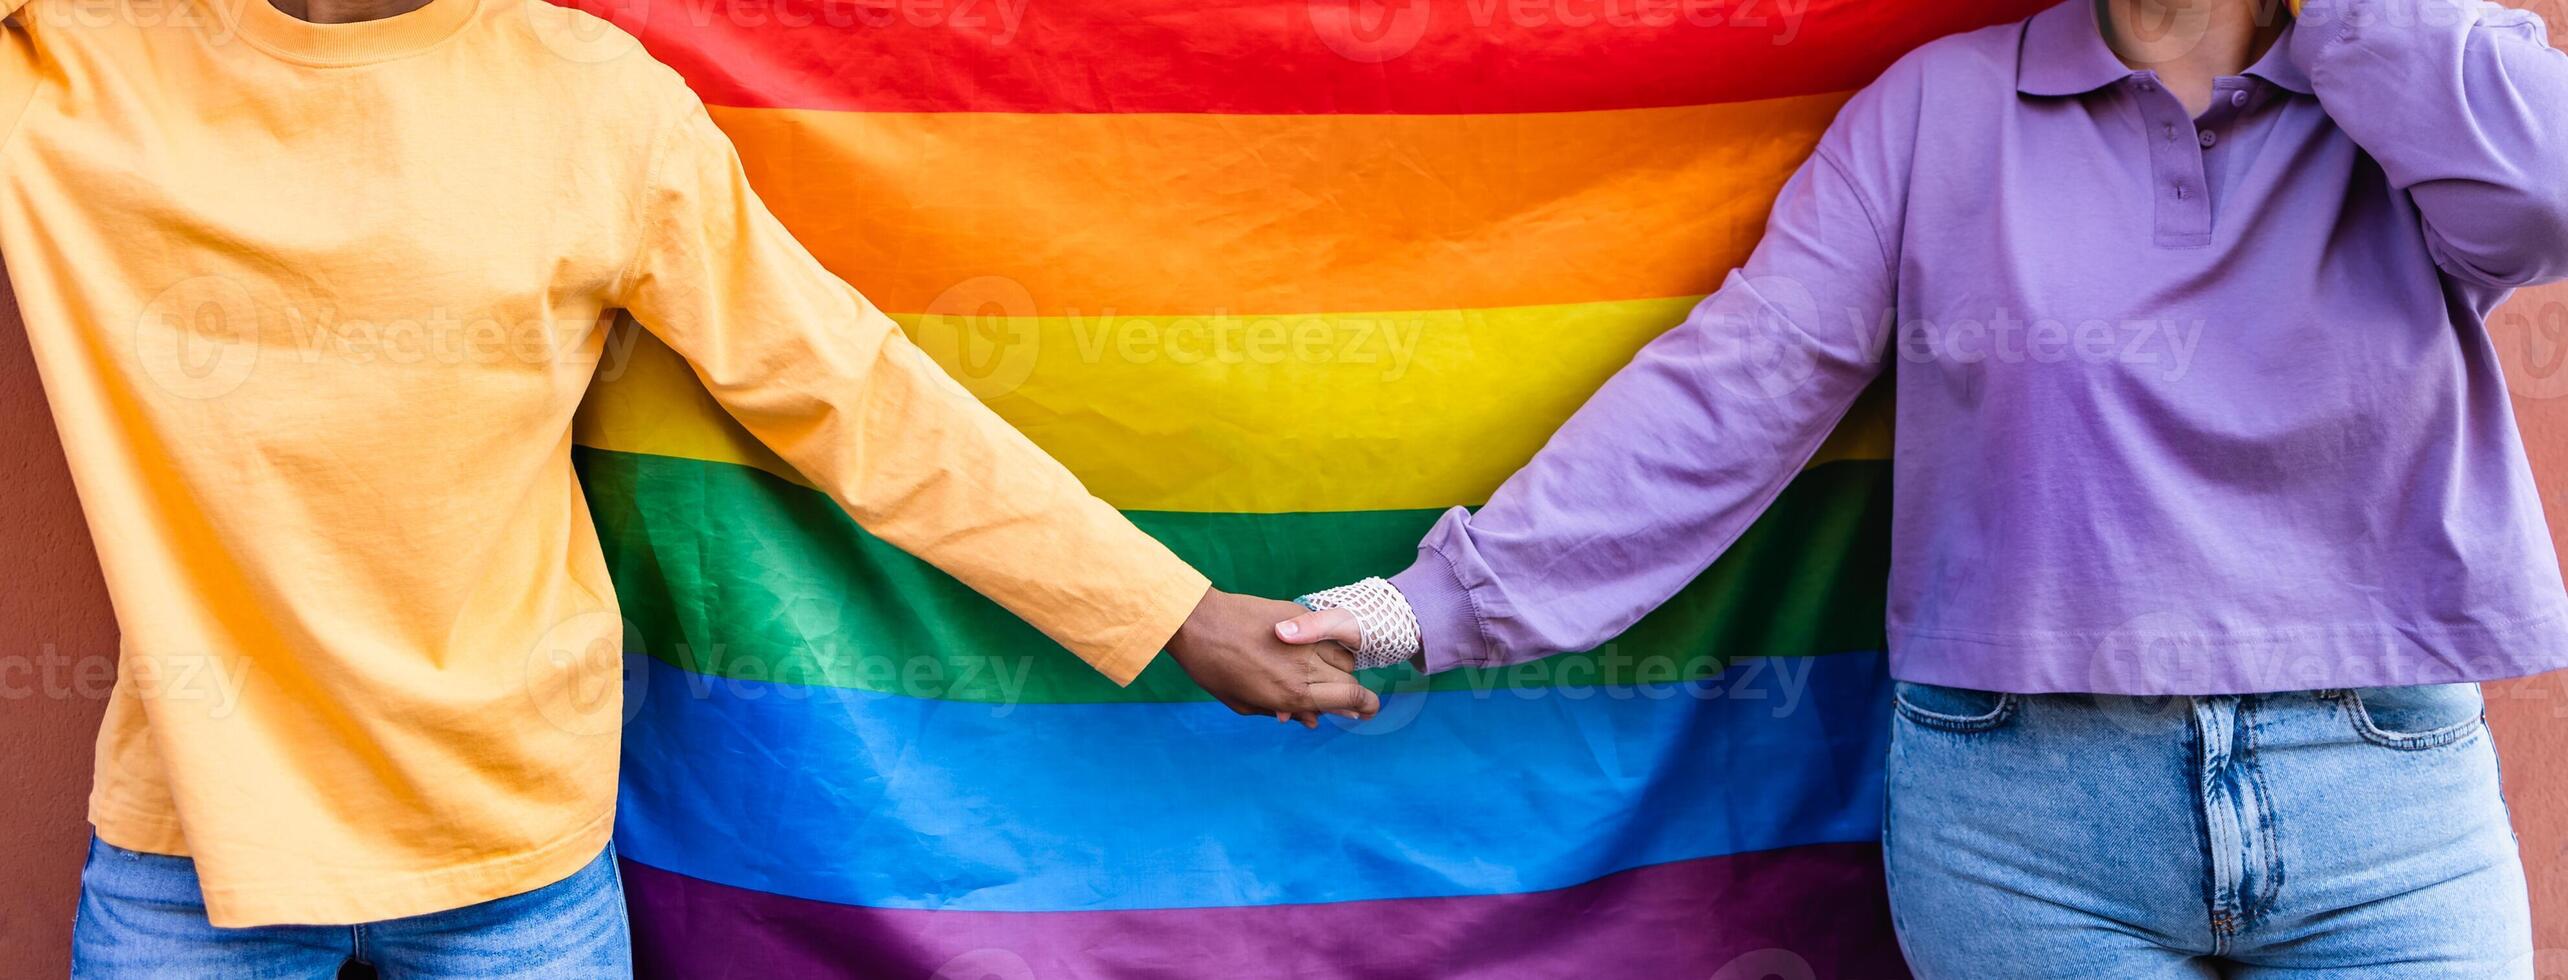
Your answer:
[0,0,684,923]
[1870,17,2566,691]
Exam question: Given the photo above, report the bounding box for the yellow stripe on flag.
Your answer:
[712,94,1848,317]
[579,298,1892,514]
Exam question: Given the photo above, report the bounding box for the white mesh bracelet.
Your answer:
[1294,577,1423,670]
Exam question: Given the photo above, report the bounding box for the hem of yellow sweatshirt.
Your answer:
[89,797,617,929]
[1090,567,1211,686]
[87,791,189,856]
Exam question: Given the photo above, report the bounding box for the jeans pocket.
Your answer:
[1892,681,2017,733]
[2339,683,2486,751]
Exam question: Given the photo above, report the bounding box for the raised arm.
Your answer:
[1288,110,1906,673]
[2293,0,2568,287]
[612,93,1375,719]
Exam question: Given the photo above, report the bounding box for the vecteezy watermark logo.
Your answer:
[115,651,252,717]
[2082,610,2207,736]
[133,275,611,399]
[35,0,242,45]
[525,0,649,65]
[1309,0,1813,63]
[2075,608,2469,733]
[664,0,1033,42]
[1341,653,1819,735]
[1059,309,1426,381]
[525,610,642,738]
[1308,0,1433,62]
[2496,295,2568,401]
[911,275,1044,400]
[273,305,594,367]
[1327,665,1437,735]
[644,641,1046,716]
[2289,0,2487,34]
[0,647,243,715]
[1704,273,1826,400]
[929,948,1037,980]
[1891,311,2205,382]
[0,646,118,704]
[135,275,263,400]
[906,275,1432,398]
[1711,947,1817,980]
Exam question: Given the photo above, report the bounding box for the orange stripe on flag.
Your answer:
[712,95,1847,317]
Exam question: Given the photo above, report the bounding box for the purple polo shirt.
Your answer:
[1389,0,2568,694]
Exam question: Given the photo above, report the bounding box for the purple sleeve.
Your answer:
[2294,0,2568,287]
[1391,131,1904,673]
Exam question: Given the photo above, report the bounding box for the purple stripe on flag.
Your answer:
[623,843,1910,979]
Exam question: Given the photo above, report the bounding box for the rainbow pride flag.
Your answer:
[561,0,2052,974]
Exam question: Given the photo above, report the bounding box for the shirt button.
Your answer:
[2230,90,2249,107]
[2199,130,2218,148]
[2138,81,2157,92]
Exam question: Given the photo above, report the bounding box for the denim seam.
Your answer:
[2340,691,2488,751]
[1878,775,1905,944]
[2350,710,2487,751]
[2188,711,2228,956]
[1890,690,2017,733]
[2240,702,2285,931]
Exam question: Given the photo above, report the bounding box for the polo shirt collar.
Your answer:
[2019,0,2133,96]
[2019,0,2315,97]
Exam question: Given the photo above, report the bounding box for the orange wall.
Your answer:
[0,265,115,979]
[2488,280,2568,969]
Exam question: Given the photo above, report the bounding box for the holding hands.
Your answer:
[1163,577,1428,729]
[1166,589,1381,727]
[1276,577,1419,672]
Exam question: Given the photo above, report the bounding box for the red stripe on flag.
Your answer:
[559,0,2052,114]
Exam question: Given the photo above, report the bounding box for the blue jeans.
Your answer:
[71,838,629,978]
[1885,682,2533,978]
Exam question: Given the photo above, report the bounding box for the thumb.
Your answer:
[1275,607,1361,648]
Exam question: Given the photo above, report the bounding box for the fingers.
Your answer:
[1276,607,1361,648]
[1180,597,1386,727]
[1305,680,1383,719]
[1313,640,1357,674]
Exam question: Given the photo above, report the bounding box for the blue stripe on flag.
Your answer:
[615,650,1892,911]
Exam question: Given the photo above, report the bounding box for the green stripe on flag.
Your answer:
[576,447,1890,704]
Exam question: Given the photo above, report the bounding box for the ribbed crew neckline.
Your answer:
[221,0,480,66]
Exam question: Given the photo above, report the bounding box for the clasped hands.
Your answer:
[1165,588,1382,728]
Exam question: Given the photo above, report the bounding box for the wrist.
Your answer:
[1162,585,1223,660]
[1295,577,1422,671]
[1388,547,1486,674]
